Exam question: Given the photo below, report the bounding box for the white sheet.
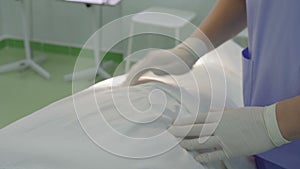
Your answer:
[95,40,244,110]
[0,40,254,169]
[93,40,251,169]
[0,82,206,169]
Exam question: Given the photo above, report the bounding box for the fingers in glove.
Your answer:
[152,62,191,76]
[180,136,221,150]
[168,123,218,138]
[169,124,203,137]
[124,68,151,86]
[174,112,223,125]
[174,113,208,125]
[151,69,170,76]
[194,150,227,164]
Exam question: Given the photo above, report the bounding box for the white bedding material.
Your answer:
[0,83,211,169]
[80,40,253,169]
[117,40,244,109]
[0,82,206,169]
[0,40,253,169]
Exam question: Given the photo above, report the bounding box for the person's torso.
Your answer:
[244,0,300,106]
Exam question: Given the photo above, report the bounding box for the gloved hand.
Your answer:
[168,104,289,164]
[124,38,208,86]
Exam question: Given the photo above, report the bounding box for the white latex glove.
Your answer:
[124,38,208,86]
[168,104,289,164]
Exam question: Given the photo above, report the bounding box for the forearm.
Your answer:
[276,95,300,141]
[192,0,247,48]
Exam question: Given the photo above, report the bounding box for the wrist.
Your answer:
[276,96,300,141]
[175,37,208,61]
[263,104,290,147]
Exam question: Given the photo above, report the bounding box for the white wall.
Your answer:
[122,0,215,25]
[0,0,216,50]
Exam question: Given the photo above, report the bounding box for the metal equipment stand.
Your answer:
[0,0,50,79]
[64,3,111,81]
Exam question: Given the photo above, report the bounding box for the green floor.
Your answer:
[0,47,123,129]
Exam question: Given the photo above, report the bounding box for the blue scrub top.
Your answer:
[245,1,300,168]
[244,0,300,106]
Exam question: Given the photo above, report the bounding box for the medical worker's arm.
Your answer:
[168,96,300,163]
[277,95,300,140]
[195,0,247,47]
[125,0,247,85]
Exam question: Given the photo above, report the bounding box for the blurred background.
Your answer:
[0,0,247,128]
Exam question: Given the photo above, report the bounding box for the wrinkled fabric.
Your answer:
[0,40,251,169]
[0,82,205,169]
